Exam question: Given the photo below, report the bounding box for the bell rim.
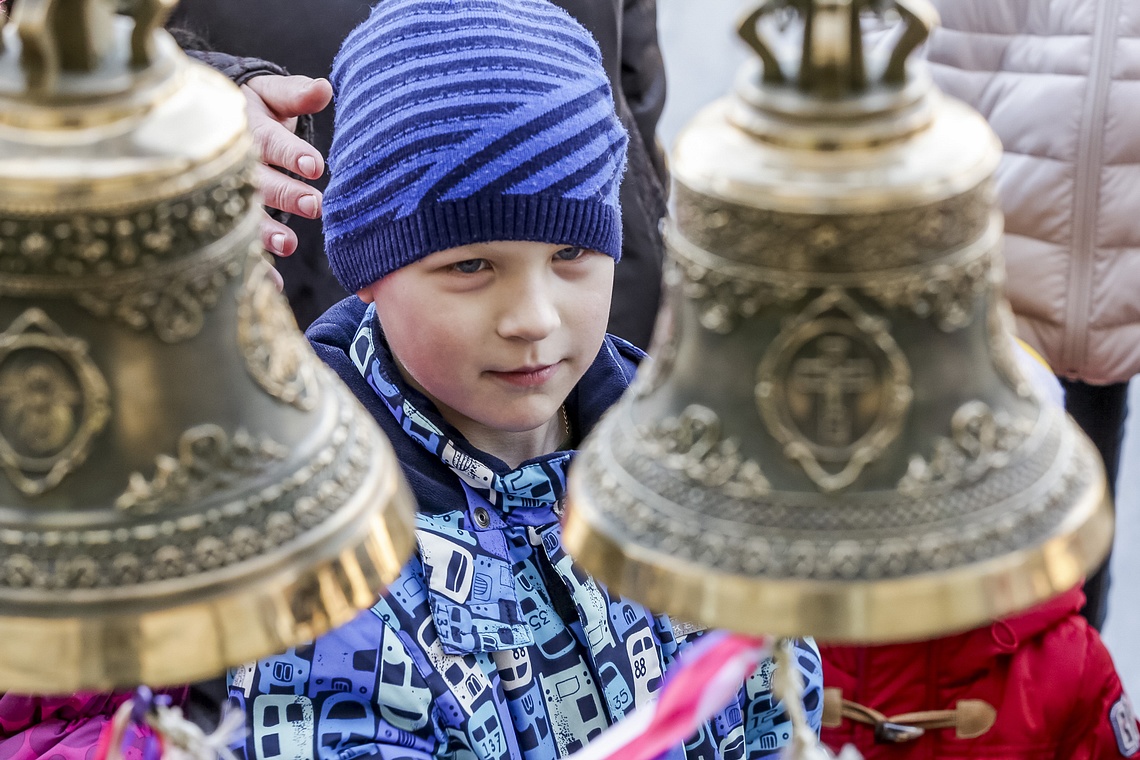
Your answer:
[0,438,417,694]
[561,462,1112,645]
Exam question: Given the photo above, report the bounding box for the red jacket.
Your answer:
[820,587,1140,759]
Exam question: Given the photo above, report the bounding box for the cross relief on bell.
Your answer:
[757,288,912,493]
[791,336,875,447]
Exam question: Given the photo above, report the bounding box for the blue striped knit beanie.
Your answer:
[324,0,629,292]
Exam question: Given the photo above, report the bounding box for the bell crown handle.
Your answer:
[10,0,176,92]
[882,0,939,84]
[128,0,178,67]
[737,0,939,95]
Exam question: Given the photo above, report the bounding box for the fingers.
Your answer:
[242,74,329,266]
[245,75,333,121]
[256,164,322,221]
[252,122,325,180]
[246,110,326,180]
[242,79,327,181]
[260,213,298,257]
[268,264,285,292]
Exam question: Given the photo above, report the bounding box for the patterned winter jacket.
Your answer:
[227,297,824,760]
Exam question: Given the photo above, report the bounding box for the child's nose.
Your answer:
[497,281,561,341]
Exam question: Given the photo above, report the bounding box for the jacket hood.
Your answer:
[957,584,1087,663]
[899,584,1088,682]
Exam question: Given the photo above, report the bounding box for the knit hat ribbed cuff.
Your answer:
[327,193,623,293]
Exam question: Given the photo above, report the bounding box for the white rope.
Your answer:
[103,692,246,760]
[773,639,864,760]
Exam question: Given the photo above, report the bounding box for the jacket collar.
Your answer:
[936,584,1087,678]
[346,301,642,515]
[349,303,577,514]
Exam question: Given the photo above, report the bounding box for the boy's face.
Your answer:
[359,240,615,442]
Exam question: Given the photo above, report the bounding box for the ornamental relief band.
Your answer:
[0,308,110,497]
[672,181,995,273]
[0,163,256,343]
[611,395,1060,532]
[666,217,999,336]
[115,424,288,514]
[635,404,770,499]
[0,165,254,279]
[591,400,1088,580]
[0,383,373,591]
[237,251,320,411]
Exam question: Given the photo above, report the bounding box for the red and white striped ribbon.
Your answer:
[570,632,773,760]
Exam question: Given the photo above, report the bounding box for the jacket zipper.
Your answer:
[1061,0,1122,376]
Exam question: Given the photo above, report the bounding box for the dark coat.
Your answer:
[168,0,668,348]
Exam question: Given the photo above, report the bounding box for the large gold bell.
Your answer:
[0,0,416,692]
[563,0,1113,643]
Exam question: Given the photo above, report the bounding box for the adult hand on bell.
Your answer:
[242,74,333,265]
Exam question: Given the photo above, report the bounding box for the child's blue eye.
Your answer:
[554,246,585,261]
[452,259,488,274]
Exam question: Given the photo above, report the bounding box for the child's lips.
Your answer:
[486,362,561,387]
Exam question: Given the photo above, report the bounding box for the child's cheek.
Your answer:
[396,332,475,407]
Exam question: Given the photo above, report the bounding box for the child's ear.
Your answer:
[356,287,375,304]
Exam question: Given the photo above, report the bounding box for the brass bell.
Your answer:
[0,0,416,692]
[563,0,1113,643]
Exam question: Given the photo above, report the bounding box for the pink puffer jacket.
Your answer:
[0,690,187,760]
[926,0,1140,384]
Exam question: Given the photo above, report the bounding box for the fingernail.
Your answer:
[271,233,287,253]
[298,194,319,217]
[298,156,318,178]
[270,266,284,292]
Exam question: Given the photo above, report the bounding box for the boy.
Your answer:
[228,1,824,759]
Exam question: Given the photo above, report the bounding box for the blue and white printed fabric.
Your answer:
[228,298,823,760]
